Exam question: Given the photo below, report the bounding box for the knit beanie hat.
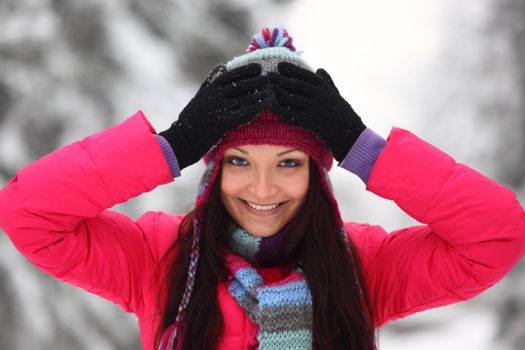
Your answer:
[197,26,334,206]
[158,27,343,350]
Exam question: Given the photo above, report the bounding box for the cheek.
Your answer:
[220,170,242,197]
[220,171,244,214]
[282,171,309,200]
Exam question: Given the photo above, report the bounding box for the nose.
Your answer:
[247,169,277,200]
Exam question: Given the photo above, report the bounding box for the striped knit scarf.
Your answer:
[225,225,313,349]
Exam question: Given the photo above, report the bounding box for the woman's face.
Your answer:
[220,145,310,237]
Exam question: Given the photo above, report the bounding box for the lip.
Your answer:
[241,200,284,217]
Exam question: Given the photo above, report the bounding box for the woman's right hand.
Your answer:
[159,63,272,170]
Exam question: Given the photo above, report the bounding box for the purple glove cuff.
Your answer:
[339,128,386,184]
[156,135,181,178]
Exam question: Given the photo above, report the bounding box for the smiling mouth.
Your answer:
[242,200,284,212]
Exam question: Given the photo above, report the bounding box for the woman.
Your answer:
[0,27,524,350]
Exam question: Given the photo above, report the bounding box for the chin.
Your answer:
[241,224,281,238]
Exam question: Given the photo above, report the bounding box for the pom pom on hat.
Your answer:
[226,26,311,74]
[247,27,296,52]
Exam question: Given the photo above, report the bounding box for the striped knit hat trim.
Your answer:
[227,47,311,75]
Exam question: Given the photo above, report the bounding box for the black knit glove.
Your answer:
[268,62,366,162]
[160,63,272,170]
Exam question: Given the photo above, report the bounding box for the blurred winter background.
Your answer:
[0,0,524,349]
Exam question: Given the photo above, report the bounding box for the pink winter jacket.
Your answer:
[1,111,524,350]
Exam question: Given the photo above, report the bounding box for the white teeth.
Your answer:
[246,201,279,211]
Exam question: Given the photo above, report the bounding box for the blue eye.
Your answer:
[279,159,299,168]
[226,157,248,166]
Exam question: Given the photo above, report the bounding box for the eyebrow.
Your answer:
[232,147,300,156]
[233,147,248,154]
[276,148,299,156]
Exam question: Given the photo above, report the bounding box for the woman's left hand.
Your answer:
[268,62,366,162]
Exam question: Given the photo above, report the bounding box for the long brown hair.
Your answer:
[155,160,376,349]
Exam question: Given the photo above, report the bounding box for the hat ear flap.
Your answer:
[316,162,344,228]
[196,160,221,206]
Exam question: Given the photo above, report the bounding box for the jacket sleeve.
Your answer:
[345,127,525,327]
[0,111,176,313]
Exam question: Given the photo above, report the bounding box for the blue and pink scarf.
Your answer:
[158,225,314,350]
